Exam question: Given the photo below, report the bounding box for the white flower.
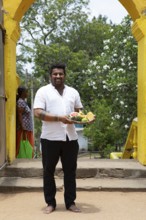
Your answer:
[103,39,110,44]
[88,81,96,86]
[127,56,131,60]
[124,124,129,129]
[118,68,124,72]
[115,114,120,119]
[104,45,109,50]
[87,69,92,73]
[117,83,123,87]
[92,61,97,66]
[90,60,97,66]
[96,66,100,70]
[133,45,137,48]
[103,85,107,89]
[120,101,124,105]
[103,65,110,70]
[128,61,133,66]
[127,36,133,40]
[113,53,117,57]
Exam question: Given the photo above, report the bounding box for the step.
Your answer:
[1,177,146,192]
[1,158,146,179]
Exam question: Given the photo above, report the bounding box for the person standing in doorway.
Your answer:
[16,86,34,157]
[33,63,83,214]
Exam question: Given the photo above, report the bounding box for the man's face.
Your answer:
[50,68,65,87]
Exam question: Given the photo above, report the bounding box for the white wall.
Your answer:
[76,127,88,151]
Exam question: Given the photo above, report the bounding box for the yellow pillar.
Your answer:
[4,14,20,162]
[3,0,35,163]
[119,0,146,164]
[132,17,146,164]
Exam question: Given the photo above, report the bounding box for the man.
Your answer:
[33,63,83,214]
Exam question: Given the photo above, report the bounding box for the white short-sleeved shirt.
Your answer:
[33,83,83,141]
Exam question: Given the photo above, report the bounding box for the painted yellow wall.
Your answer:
[132,17,146,164]
[3,0,146,165]
[119,0,146,164]
[3,0,35,163]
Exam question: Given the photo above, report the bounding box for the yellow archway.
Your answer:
[118,0,146,165]
[3,0,35,163]
[3,0,146,165]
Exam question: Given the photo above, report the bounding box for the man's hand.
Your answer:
[34,109,74,124]
[59,116,74,124]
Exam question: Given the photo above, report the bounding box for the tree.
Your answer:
[84,99,121,158]
[83,16,137,154]
[17,0,89,76]
[57,15,112,58]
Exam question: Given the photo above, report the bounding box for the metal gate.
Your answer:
[0,0,6,169]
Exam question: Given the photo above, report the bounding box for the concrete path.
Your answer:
[1,191,146,220]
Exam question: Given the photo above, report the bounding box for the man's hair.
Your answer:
[49,63,66,75]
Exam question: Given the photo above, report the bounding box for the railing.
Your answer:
[110,118,138,159]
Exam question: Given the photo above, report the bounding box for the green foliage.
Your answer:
[64,15,111,58]
[84,99,121,157]
[34,43,90,82]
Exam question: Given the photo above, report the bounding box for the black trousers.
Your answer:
[41,137,79,209]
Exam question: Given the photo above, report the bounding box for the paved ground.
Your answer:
[1,191,146,220]
[1,158,146,219]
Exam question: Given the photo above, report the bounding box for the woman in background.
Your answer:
[16,86,34,157]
